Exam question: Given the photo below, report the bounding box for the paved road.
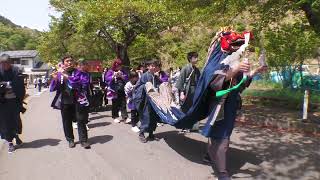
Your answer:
[0,91,319,180]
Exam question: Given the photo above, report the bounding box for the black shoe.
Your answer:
[147,134,155,141]
[81,141,91,149]
[8,143,15,154]
[202,153,213,165]
[15,136,23,146]
[139,133,147,143]
[68,140,76,148]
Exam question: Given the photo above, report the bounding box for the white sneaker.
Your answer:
[157,123,164,127]
[113,118,121,123]
[191,122,200,131]
[125,118,132,124]
[86,125,90,131]
[72,122,78,129]
[131,126,140,133]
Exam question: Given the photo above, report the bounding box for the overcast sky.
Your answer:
[0,0,59,31]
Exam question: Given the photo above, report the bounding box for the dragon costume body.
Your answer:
[134,30,253,138]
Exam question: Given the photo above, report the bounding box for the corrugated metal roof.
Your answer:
[0,50,38,58]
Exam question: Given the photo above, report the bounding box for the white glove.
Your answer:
[239,33,250,52]
[244,33,250,46]
[239,43,248,52]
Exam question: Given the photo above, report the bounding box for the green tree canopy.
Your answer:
[38,0,320,71]
[0,15,40,51]
[43,0,184,67]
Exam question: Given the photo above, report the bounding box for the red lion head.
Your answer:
[220,31,254,53]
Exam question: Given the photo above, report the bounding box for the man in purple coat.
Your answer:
[104,59,129,123]
[50,56,90,149]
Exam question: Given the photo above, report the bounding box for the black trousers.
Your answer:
[0,99,20,142]
[181,86,196,113]
[139,102,157,134]
[130,109,139,127]
[38,84,42,92]
[111,95,128,119]
[103,91,108,106]
[60,104,88,142]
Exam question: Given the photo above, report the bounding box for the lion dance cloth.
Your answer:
[139,30,252,137]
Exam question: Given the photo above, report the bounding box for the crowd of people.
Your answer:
[0,27,268,180]
[48,55,190,148]
[33,76,49,92]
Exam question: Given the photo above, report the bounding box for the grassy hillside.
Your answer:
[0,15,40,51]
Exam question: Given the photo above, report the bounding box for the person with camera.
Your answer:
[50,56,90,149]
[0,54,26,153]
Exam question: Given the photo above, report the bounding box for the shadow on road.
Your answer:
[20,138,61,149]
[89,105,112,113]
[232,127,320,179]
[89,115,111,121]
[88,122,111,129]
[89,135,113,145]
[156,131,262,177]
[157,131,207,165]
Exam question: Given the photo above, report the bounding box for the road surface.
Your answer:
[0,89,319,180]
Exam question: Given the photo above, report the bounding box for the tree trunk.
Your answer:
[299,2,320,35]
[97,28,132,69]
[115,44,130,68]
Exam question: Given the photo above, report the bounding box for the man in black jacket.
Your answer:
[0,54,26,153]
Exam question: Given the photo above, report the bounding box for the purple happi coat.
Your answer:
[104,69,128,99]
[68,69,91,107]
[159,71,169,83]
[50,69,91,109]
[68,69,90,91]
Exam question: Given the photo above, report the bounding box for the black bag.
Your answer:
[0,82,6,103]
[51,93,62,110]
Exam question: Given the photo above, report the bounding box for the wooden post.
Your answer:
[302,89,310,120]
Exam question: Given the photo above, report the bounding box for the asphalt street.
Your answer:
[0,89,319,180]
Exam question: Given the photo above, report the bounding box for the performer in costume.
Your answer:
[50,56,90,149]
[155,62,169,83]
[105,59,129,123]
[101,67,109,106]
[133,59,162,143]
[0,54,26,153]
[71,60,92,130]
[204,30,267,179]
